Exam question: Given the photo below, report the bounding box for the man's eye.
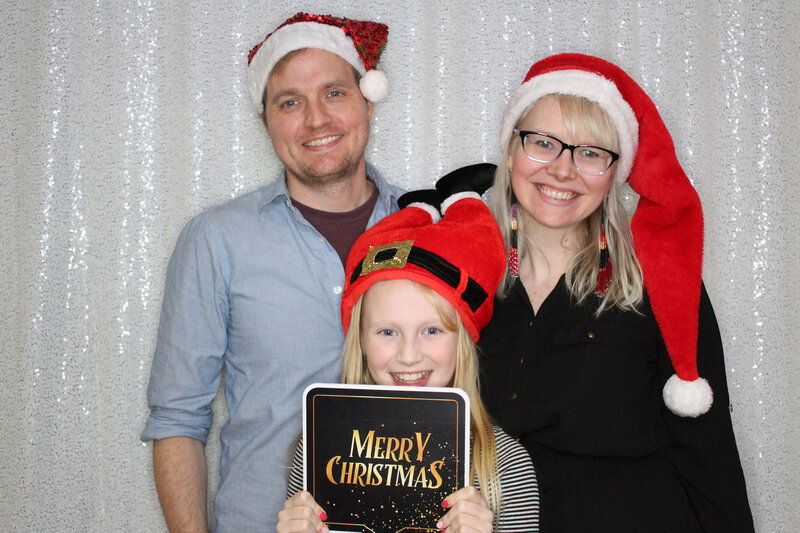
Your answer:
[328,90,344,98]
[280,99,298,109]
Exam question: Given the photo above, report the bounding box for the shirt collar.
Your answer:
[258,162,399,212]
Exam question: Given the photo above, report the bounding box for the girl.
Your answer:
[277,177,539,532]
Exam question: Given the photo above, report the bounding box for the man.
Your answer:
[141,13,402,532]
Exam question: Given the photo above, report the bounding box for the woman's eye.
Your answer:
[581,148,600,159]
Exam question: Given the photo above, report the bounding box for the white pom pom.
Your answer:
[359,69,388,102]
[663,374,713,417]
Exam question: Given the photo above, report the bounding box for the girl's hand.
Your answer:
[276,491,329,533]
[436,486,494,532]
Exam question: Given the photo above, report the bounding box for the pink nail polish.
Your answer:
[319,511,327,521]
[441,500,449,509]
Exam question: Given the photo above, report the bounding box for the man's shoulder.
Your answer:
[187,182,283,231]
[203,185,269,217]
[167,184,286,256]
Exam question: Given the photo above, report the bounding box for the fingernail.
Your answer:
[441,500,449,509]
[436,520,443,529]
[319,511,327,521]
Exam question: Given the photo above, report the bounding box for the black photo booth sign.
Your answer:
[303,383,470,533]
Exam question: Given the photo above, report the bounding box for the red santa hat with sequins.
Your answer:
[500,53,712,417]
[247,12,388,114]
[342,186,506,344]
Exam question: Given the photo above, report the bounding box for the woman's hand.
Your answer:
[436,486,494,532]
[276,491,329,533]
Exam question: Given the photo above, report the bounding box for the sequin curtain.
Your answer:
[2,1,798,531]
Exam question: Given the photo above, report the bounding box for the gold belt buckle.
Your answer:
[360,240,414,276]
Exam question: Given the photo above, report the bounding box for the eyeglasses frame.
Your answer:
[513,129,620,175]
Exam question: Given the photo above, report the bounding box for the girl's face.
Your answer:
[360,279,458,388]
[509,95,615,235]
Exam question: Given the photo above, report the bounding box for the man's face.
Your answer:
[263,48,374,190]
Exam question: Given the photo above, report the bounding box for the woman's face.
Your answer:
[360,279,458,388]
[509,96,615,235]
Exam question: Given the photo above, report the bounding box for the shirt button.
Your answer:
[509,392,517,400]
[528,319,533,327]
[519,357,524,365]
[333,286,342,294]
[587,331,596,340]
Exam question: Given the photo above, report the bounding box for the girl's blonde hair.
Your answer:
[490,94,643,314]
[341,283,502,517]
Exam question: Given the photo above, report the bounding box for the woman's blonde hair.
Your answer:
[341,282,502,518]
[490,94,643,314]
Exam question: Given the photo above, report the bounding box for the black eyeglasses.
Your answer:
[514,129,619,175]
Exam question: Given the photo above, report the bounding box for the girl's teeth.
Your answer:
[392,371,430,383]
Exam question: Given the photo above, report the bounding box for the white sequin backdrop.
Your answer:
[2,1,798,531]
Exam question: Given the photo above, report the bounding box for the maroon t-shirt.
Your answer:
[292,185,379,267]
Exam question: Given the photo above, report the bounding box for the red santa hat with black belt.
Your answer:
[342,179,506,344]
[247,12,389,114]
[501,53,712,417]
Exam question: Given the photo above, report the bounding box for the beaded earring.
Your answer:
[596,219,612,296]
[508,203,520,277]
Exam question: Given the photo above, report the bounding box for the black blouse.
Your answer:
[479,276,754,533]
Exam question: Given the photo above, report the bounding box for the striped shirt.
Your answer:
[287,425,539,532]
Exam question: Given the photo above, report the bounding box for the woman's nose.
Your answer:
[550,149,576,180]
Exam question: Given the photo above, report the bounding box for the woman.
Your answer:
[479,54,754,532]
[277,176,539,533]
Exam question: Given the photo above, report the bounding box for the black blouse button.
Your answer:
[509,392,517,400]
[528,319,533,327]
[519,356,524,365]
[587,331,596,340]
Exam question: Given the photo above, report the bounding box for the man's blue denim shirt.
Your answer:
[142,163,402,532]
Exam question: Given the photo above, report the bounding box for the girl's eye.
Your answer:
[424,327,441,335]
[378,329,395,337]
